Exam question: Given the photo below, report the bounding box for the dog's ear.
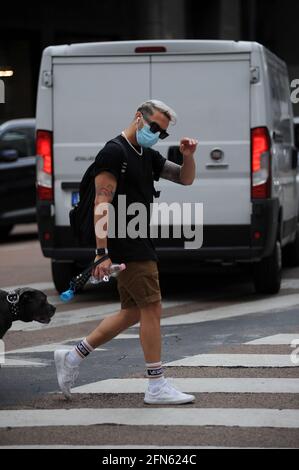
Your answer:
[18,289,33,302]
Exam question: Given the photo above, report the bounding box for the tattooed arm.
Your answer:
[95,172,116,201]
[160,159,196,186]
[94,171,117,248]
[160,160,183,184]
[160,138,198,186]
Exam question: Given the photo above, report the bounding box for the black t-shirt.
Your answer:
[94,134,166,263]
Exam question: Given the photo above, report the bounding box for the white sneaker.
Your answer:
[54,349,79,399]
[144,380,195,405]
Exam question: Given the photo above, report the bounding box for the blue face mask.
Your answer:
[136,123,159,148]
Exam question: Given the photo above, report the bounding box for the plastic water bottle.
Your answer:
[60,261,126,303]
[89,263,126,285]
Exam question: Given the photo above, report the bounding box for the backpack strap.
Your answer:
[109,137,128,195]
[106,137,160,199]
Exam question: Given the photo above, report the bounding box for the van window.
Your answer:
[270,71,291,142]
[270,72,281,121]
[278,74,292,143]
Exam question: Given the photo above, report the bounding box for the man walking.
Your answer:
[55,100,198,404]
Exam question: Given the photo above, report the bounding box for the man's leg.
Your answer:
[139,300,195,405]
[87,306,140,348]
[55,307,140,397]
[139,301,162,363]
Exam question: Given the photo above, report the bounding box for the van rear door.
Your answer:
[52,56,150,226]
[151,54,251,227]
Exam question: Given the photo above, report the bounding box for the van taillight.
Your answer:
[251,127,271,199]
[36,130,53,201]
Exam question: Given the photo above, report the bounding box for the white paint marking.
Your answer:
[46,296,65,306]
[6,343,106,355]
[9,303,120,331]
[161,293,299,326]
[72,377,299,394]
[0,358,49,368]
[0,408,298,428]
[247,334,299,345]
[281,279,299,290]
[11,289,298,332]
[6,333,175,355]
[164,354,297,368]
[9,300,184,331]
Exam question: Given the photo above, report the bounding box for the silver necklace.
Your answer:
[121,131,143,156]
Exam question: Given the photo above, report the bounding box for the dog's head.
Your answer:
[16,288,56,324]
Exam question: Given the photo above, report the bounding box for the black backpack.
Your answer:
[69,137,128,247]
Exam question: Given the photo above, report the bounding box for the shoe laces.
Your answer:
[163,381,177,393]
[149,380,173,396]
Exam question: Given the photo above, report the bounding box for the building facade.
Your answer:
[0,0,298,122]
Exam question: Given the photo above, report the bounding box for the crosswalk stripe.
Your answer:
[281,279,299,290]
[1,408,298,429]
[246,334,299,345]
[0,358,49,368]
[8,292,299,333]
[160,293,299,327]
[6,333,176,355]
[164,354,296,368]
[8,291,299,333]
[72,377,299,394]
[9,303,121,332]
[6,343,106,355]
[9,300,185,332]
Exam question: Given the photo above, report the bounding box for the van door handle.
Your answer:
[206,164,229,170]
[167,146,183,165]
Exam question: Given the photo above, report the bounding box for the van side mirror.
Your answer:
[0,148,19,162]
[167,146,183,165]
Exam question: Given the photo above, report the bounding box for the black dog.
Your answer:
[0,288,56,339]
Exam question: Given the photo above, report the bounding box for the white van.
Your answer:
[35,40,299,294]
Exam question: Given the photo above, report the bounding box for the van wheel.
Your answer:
[283,225,299,267]
[51,260,78,293]
[0,225,13,241]
[253,241,282,295]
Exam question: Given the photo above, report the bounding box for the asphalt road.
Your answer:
[0,224,299,449]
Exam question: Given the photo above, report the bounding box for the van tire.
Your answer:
[0,225,13,241]
[253,241,282,295]
[282,225,299,267]
[51,260,77,293]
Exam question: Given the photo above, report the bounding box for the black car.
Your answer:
[0,118,36,239]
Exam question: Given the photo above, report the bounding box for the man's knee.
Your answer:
[121,306,140,325]
[140,301,162,318]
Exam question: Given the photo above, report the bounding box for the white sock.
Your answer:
[146,362,166,392]
[66,338,94,367]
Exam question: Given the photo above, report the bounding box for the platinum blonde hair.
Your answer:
[137,99,177,125]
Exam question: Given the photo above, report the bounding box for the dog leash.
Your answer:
[60,254,110,302]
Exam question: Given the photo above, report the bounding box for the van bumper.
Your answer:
[0,207,36,226]
[38,198,280,264]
